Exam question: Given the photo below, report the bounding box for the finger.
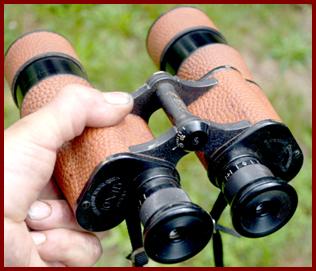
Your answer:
[26,200,81,232]
[31,229,103,266]
[39,179,63,200]
[5,85,133,222]
[26,200,108,239]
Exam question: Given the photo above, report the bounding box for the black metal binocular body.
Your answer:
[76,71,302,264]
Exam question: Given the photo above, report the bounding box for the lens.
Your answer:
[219,155,298,237]
[169,228,181,240]
[135,167,213,263]
[143,201,213,263]
[231,178,298,238]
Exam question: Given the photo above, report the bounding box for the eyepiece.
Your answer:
[135,167,213,263]
[231,178,298,238]
[143,201,213,263]
[213,154,298,238]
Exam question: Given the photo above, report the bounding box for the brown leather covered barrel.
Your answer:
[147,7,281,167]
[5,31,154,211]
[147,6,281,125]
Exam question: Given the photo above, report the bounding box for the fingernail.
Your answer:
[28,201,52,220]
[31,232,46,245]
[103,92,131,105]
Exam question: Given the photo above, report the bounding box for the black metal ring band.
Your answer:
[13,55,87,108]
[160,27,227,75]
[199,65,261,88]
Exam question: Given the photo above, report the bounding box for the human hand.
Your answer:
[4,85,133,267]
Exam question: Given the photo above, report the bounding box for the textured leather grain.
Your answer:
[147,7,281,124]
[147,7,281,168]
[147,7,218,67]
[5,32,154,210]
[184,68,280,124]
[177,44,254,81]
[5,31,79,88]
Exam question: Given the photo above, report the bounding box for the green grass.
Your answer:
[4,4,312,267]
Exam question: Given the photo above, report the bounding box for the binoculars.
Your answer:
[5,7,303,266]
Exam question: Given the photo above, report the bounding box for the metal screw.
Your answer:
[82,201,90,209]
[178,143,184,148]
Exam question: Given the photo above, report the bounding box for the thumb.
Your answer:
[4,84,133,222]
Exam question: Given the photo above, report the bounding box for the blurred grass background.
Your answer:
[4,4,311,267]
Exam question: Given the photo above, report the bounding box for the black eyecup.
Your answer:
[160,27,227,75]
[230,178,298,238]
[12,54,87,108]
[143,202,214,264]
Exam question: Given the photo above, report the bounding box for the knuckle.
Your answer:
[56,85,91,137]
[58,231,73,250]
[59,84,93,109]
[59,85,84,106]
[56,200,75,223]
[87,235,103,263]
[39,230,103,266]
[72,232,103,266]
[60,84,85,96]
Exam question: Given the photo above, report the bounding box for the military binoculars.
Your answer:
[5,7,303,266]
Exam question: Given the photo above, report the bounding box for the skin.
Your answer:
[4,85,133,267]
